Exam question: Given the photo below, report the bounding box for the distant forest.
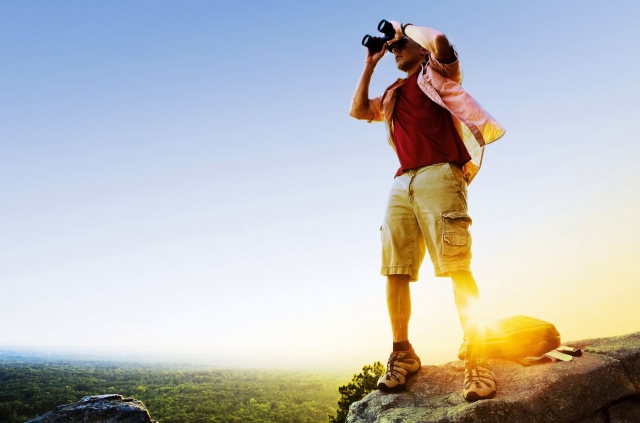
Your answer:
[0,352,349,423]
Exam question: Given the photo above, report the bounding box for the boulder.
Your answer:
[347,331,640,423]
[608,396,640,423]
[26,394,157,423]
[567,331,640,391]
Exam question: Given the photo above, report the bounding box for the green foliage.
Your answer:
[327,361,384,423]
[0,355,347,423]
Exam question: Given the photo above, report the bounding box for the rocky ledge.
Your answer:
[347,331,640,423]
[26,394,157,423]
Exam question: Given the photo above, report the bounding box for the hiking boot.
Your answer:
[463,357,497,401]
[377,348,421,391]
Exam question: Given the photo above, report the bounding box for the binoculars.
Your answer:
[362,20,396,53]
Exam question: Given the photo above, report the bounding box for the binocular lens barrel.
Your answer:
[377,19,395,38]
[361,19,396,53]
[362,35,384,53]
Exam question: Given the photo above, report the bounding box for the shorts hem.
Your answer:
[434,261,471,278]
[381,265,419,282]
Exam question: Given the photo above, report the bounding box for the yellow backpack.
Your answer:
[458,315,562,364]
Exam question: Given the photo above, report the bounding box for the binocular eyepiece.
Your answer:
[362,20,396,54]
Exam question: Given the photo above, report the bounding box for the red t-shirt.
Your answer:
[392,71,470,176]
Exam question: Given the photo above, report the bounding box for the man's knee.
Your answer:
[450,270,479,297]
[387,274,411,284]
[449,269,474,284]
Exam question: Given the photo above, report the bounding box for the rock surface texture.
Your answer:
[347,331,640,423]
[26,394,157,423]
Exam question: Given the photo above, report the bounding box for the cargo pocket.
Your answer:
[442,211,472,258]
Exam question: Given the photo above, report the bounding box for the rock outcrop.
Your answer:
[347,331,640,423]
[26,394,157,423]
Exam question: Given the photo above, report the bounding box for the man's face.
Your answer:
[391,38,427,73]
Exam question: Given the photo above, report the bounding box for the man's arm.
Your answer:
[349,46,386,121]
[385,21,456,65]
[403,24,456,64]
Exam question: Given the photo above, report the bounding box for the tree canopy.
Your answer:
[0,356,346,423]
[328,361,384,423]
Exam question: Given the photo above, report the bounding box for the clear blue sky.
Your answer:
[2,1,639,370]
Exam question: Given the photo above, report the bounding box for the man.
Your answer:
[349,20,505,401]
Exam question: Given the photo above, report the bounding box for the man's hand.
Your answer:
[365,42,387,68]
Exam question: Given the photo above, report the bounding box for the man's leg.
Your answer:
[450,269,496,401]
[449,269,479,340]
[377,274,421,391]
[378,171,424,391]
[386,274,411,344]
[408,163,496,400]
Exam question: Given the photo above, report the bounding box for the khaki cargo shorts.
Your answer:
[381,162,472,280]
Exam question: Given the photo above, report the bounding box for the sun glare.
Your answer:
[461,299,501,344]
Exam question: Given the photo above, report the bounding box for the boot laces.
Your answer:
[466,358,492,388]
[386,353,401,380]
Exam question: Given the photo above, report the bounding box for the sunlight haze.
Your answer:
[2,0,639,372]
